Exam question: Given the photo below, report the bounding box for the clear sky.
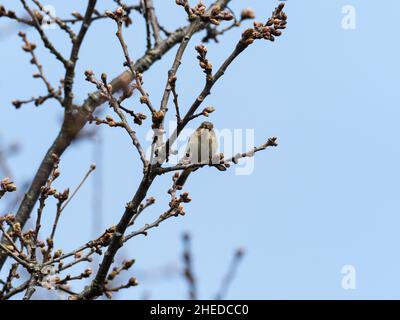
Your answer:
[1,0,400,299]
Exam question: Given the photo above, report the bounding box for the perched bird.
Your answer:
[176,121,221,187]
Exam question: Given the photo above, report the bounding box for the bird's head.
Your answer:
[199,121,214,130]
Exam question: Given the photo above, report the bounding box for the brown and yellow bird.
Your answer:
[176,121,220,187]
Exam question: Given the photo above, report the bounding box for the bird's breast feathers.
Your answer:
[186,129,218,163]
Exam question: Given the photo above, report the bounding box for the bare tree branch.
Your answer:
[20,0,68,66]
[0,0,233,271]
[215,248,245,300]
[182,233,197,300]
[0,2,286,301]
[156,137,278,175]
[64,0,98,114]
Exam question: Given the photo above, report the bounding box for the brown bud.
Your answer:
[241,8,255,20]
[277,3,285,12]
[105,10,115,19]
[195,44,207,55]
[71,11,83,20]
[1,177,17,193]
[33,10,43,23]
[128,277,138,286]
[152,111,165,128]
[203,106,215,116]
[6,183,17,192]
[115,7,124,17]
[137,113,147,120]
[13,223,21,233]
[84,69,94,77]
[147,196,156,204]
[211,5,221,16]
[221,12,234,21]
[83,268,93,277]
[22,43,36,52]
[209,18,220,26]
[47,188,57,196]
[12,100,22,109]
[123,259,135,270]
[74,252,82,259]
[139,95,149,104]
[7,10,16,19]
[53,249,63,259]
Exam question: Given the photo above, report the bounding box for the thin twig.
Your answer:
[169,77,181,124]
[20,0,68,66]
[0,243,31,270]
[31,0,76,39]
[142,0,152,51]
[182,233,197,300]
[157,137,278,175]
[113,10,156,114]
[18,31,63,105]
[143,0,162,45]
[163,39,250,159]
[60,164,96,214]
[123,207,181,243]
[215,248,245,300]
[64,0,98,113]
[23,276,37,300]
[159,23,199,116]
[0,263,18,297]
[0,280,30,300]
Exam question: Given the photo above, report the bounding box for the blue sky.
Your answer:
[1,0,400,299]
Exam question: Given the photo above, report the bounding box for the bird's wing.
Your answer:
[185,131,198,158]
[209,130,218,156]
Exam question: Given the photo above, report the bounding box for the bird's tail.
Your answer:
[176,168,194,187]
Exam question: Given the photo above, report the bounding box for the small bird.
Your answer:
[176,121,220,187]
